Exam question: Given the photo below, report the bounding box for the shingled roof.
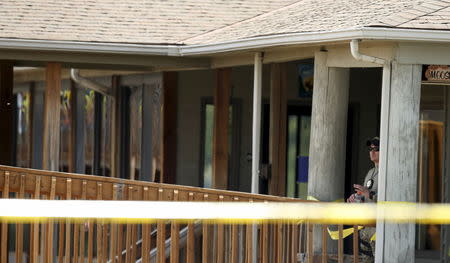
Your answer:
[0,0,449,46]
[184,0,450,44]
[0,0,298,44]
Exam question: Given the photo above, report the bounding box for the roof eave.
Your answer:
[0,27,449,58]
[180,27,450,56]
[0,38,179,56]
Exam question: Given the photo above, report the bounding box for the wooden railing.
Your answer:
[0,165,362,263]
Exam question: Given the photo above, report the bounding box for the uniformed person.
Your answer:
[347,137,379,263]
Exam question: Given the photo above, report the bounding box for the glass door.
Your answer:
[286,106,311,198]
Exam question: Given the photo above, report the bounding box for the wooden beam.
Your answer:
[0,61,13,165]
[161,72,178,184]
[269,63,287,196]
[42,62,62,171]
[212,68,231,190]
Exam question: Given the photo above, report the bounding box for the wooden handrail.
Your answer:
[0,165,304,203]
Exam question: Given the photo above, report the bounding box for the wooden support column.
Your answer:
[0,61,14,165]
[376,62,421,263]
[212,68,231,190]
[308,51,349,253]
[161,72,178,184]
[269,63,287,196]
[42,62,62,171]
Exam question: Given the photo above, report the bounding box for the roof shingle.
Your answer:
[0,0,449,46]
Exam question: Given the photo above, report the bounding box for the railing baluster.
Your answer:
[276,222,282,262]
[110,184,119,263]
[170,190,180,263]
[58,221,65,263]
[231,197,239,263]
[46,177,57,263]
[322,225,327,263]
[31,175,41,263]
[283,223,292,262]
[65,179,72,263]
[15,174,25,263]
[307,223,313,263]
[338,224,344,263]
[186,192,195,263]
[87,184,94,263]
[157,189,165,263]
[202,194,209,263]
[73,217,79,263]
[125,186,133,263]
[245,224,253,263]
[1,171,9,263]
[298,223,303,257]
[245,199,253,263]
[216,195,224,263]
[103,222,108,263]
[353,226,359,263]
[97,183,104,263]
[291,222,299,263]
[130,219,137,262]
[141,187,151,263]
[117,185,124,263]
[80,180,87,263]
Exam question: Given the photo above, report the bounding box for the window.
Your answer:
[199,98,241,190]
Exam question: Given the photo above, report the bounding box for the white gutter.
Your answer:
[70,69,111,96]
[350,39,390,263]
[1,28,450,57]
[0,38,176,56]
[180,27,450,56]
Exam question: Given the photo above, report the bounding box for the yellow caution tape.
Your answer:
[308,195,359,239]
[307,196,344,203]
[0,199,449,225]
[327,226,364,240]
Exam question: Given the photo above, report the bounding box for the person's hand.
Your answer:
[347,193,356,203]
[353,184,370,200]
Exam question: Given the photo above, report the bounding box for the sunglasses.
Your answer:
[368,146,379,152]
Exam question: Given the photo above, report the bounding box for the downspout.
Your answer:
[70,69,111,96]
[350,39,390,263]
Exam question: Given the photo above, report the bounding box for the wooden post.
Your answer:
[0,61,14,165]
[376,62,421,263]
[269,63,287,196]
[161,72,178,184]
[212,68,231,189]
[308,52,349,254]
[43,62,62,171]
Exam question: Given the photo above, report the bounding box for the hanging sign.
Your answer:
[422,65,450,83]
